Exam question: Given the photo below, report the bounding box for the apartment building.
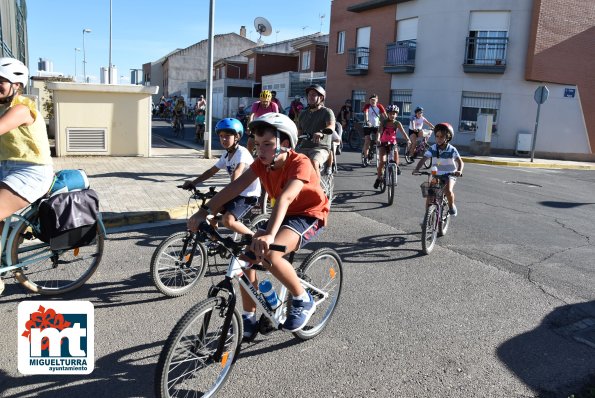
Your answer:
[0,0,28,67]
[326,0,594,159]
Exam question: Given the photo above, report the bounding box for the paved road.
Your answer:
[0,152,594,397]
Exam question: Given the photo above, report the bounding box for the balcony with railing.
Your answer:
[384,40,416,73]
[346,47,369,76]
[463,36,508,73]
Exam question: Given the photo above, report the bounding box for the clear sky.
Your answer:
[27,0,332,83]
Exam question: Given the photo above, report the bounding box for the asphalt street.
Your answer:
[0,151,594,397]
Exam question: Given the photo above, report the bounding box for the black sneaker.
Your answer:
[373,178,381,189]
[242,314,258,342]
[397,166,402,175]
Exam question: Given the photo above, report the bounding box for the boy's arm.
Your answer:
[183,165,219,189]
[454,156,464,176]
[397,122,411,143]
[187,168,258,231]
[424,117,435,130]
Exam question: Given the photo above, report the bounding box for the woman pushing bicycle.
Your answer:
[188,112,329,340]
[374,104,410,189]
[412,122,464,216]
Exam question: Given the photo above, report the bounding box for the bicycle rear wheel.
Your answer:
[155,297,242,398]
[248,213,271,232]
[387,164,396,206]
[150,231,208,297]
[292,248,343,341]
[421,205,438,254]
[438,198,450,237]
[12,221,104,295]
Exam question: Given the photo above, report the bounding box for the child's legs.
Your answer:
[393,146,399,164]
[377,146,387,178]
[240,268,258,312]
[265,227,304,297]
[445,178,456,206]
[221,212,253,235]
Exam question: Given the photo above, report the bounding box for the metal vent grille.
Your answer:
[66,128,108,152]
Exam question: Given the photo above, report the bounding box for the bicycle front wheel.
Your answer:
[423,157,432,169]
[387,164,396,206]
[293,248,343,341]
[155,297,243,398]
[12,222,104,295]
[421,205,438,254]
[438,198,450,237]
[248,213,271,232]
[150,231,208,297]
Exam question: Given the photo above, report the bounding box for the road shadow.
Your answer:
[497,300,595,397]
[539,201,595,209]
[0,340,162,397]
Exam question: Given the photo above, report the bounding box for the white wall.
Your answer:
[391,0,589,154]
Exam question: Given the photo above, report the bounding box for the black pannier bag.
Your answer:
[38,189,100,251]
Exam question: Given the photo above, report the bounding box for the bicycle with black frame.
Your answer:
[150,186,270,297]
[413,170,461,254]
[154,220,343,398]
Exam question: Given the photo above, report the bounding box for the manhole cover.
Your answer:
[504,181,542,188]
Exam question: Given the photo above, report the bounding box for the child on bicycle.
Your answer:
[194,109,206,142]
[188,113,329,339]
[184,118,261,235]
[408,106,434,158]
[374,105,410,189]
[412,122,463,216]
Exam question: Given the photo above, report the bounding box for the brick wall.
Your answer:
[254,54,298,83]
[326,0,397,114]
[526,0,595,152]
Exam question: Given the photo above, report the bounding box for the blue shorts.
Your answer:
[0,160,54,203]
[281,216,323,249]
[222,195,258,220]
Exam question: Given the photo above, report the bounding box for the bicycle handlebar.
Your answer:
[413,171,462,177]
[198,221,287,254]
[177,185,218,200]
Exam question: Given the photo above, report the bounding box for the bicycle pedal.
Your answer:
[258,315,277,335]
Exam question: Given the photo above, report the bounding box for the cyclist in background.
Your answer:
[194,109,206,142]
[288,95,303,122]
[185,118,261,235]
[188,113,329,338]
[412,122,463,216]
[173,96,186,130]
[336,99,353,132]
[362,94,387,162]
[374,105,410,188]
[271,91,284,114]
[408,106,434,158]
[247,90,279,153]
[296,84,335,179]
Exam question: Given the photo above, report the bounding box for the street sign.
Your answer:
[531,85,549,162]
[564,88,576,98]
[534,85,549,105]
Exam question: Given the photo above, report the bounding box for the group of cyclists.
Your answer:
[179,83,466,339]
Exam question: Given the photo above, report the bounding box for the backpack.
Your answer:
[38,189,100,251]
[37,169,99,251]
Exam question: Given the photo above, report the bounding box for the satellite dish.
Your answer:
[254,17,272,38]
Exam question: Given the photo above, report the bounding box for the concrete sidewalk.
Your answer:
[51,120,595,229]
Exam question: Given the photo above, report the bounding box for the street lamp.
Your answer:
[74,48,81,82]
[82,28,92,83]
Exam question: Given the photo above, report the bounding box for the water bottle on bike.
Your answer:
[259,279,281,310]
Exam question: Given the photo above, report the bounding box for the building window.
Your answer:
[301,50,311,70]
[466,11,510,65]
[221,67,225,79]
[351,90,367,121]
[459,91,501,132]
[390,89,412,126]
[337,31,345,54]
[248,58,254,74]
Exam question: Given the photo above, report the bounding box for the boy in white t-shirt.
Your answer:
[184,118,261,235]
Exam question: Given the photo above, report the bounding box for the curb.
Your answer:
[460,157,595,170]
[103,203,200,230]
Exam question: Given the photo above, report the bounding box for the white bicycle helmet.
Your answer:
[0,58,29,87]
[248,112,298,149]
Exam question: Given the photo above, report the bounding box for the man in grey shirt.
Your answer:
[296,84,336,179]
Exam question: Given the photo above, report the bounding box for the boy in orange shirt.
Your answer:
[188,113,329,339]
